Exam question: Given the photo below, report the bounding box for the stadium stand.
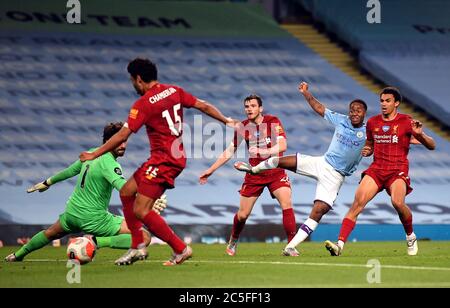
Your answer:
[0,0,449,242]
[298,0,450,126]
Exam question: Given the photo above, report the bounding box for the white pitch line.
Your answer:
[149,260,450,272]
[22,259,450,272]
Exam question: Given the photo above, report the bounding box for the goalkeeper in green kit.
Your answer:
[4,122,167,262]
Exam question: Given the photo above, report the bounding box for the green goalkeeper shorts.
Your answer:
[59,212,123,237]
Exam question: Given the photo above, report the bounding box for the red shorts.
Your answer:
[239,170,291,199]
[362,166,413,196]
[133,161,184,200]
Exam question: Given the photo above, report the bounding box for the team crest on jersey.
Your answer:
[392,135,399,143]
[393,125,399,134]
[275,125,284,134]
[114,167,122,175]
[357,131,364,138]
[382,125,390,132]
[129,108,139,119]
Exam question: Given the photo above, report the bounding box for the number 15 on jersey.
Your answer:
[162,103,182,136]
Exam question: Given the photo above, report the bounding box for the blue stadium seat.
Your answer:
[299,0,450,125]
[1,30,449,238]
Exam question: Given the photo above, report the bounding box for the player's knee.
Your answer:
[391,198,405,210]
[352,195,367,209]
[348,201,364,218]
[237,211,250,221]
[133,205,146,220]
[119,187,133,198]
[43,228,58,240]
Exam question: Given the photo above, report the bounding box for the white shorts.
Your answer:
[296,153,345,208]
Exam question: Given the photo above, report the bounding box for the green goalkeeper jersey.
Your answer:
[49,148,126,219]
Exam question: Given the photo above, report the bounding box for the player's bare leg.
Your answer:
[44,220,68,240]
[390,179,417,256]
[5,220,67,262]
[285,200,330,256]
[325,175,378,256]
[272,187,298,256]
[235,155,297,174]
[309,201,331,223]
[227,196,258,256]
[276,156,298,173]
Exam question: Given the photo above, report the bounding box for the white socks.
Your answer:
[253,157,279,173]
[406,232,416,241]
[286,218,318,248]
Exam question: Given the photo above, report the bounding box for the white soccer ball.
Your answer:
[67,237,96,265]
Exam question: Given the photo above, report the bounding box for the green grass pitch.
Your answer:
[1,242,449,288]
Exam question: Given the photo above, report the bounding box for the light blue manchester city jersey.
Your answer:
[323,108,366,176]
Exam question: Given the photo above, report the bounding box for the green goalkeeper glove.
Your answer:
[27,178,52,193]
[152,194,167,215]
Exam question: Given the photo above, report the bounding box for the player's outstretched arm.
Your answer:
[193,99,239,128]
[411,120,436,150]
[79,126,132,162]
[199,143,237,184]
[27,160,83,193]
[27,179,52,193]
[299,81,325,117]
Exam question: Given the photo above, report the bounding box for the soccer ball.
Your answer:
[67,237,96,265]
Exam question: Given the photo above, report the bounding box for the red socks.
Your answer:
[121,195,186,253]
[231,214,247,239]
[399,214,413,236]
[142,211,186,254]
[338,218,356,243]
[120,195,144,249]
[282,208,297,242]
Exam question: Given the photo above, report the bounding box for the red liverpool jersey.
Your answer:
[233,114,287,176]
[367,113,413,170]
[126,83,197,169]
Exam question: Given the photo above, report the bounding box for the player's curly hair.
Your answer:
[103,122,124,144]
[380,87,402,103]
[127,58,158,82]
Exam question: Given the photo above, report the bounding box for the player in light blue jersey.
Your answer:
[235,82,368,256]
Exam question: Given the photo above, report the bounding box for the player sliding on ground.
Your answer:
[4,122,167,262]
[235,82,368,256]
[200,94,297,256]
[80,58,239,266]
[325,87,436,256]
